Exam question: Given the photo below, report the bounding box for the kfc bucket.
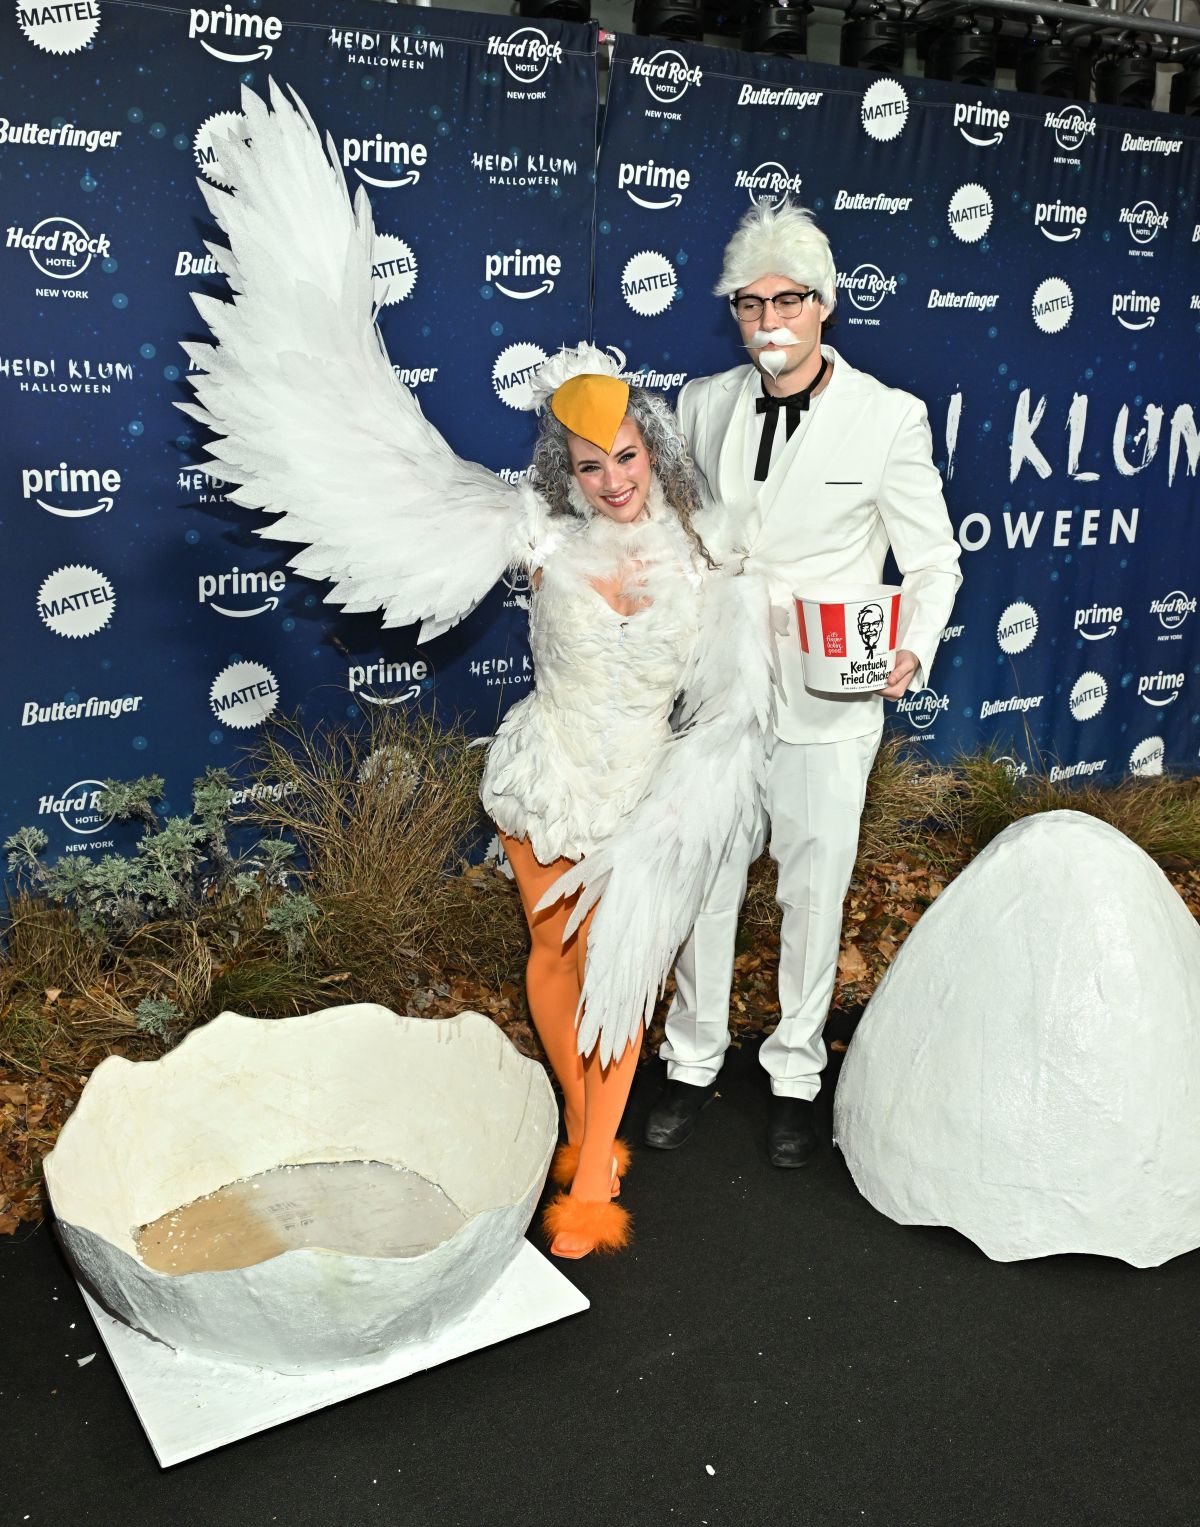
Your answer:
[795,583,901,694]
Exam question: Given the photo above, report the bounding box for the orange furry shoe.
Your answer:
[543,1192,632,1259]
[550,1142,581,1187]
[549,1139,633,1194]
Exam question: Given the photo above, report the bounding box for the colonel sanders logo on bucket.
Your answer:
[796,584,901,693]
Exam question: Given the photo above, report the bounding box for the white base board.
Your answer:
[78,1240,588,1467]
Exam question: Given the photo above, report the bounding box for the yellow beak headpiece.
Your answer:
[549,373,631,454]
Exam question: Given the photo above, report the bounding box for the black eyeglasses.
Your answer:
[729,290,819,321]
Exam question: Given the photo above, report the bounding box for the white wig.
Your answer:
[714,201,837,310]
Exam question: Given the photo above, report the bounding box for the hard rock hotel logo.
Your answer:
[7,217,111,283]
[736,163,803,209]
[1044,105,1096,154]
[630,49,703,106]
[486,27,563,89]
[837,263,898,317]
[38,780,114,837]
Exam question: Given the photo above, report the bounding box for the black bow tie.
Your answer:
[753,355,829,481]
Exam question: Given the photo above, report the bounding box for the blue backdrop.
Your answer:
[2,6,1198,866]
[1,0,597,858]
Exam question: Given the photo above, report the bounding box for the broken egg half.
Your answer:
[45,1006,557,1372]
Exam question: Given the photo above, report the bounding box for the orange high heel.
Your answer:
[543,1192,632,1259]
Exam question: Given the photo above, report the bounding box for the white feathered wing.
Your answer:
[178,81,543,641]
[538,568,776,1066]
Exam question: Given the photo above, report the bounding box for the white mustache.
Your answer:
[746,327,800,350]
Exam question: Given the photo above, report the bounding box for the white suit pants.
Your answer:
[661,728,882,1099]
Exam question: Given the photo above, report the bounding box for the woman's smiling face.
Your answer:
[566,417,652,523]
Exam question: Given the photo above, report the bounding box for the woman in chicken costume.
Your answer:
[181,84,772,1259]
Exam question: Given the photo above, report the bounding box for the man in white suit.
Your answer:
[645,203,962,1165]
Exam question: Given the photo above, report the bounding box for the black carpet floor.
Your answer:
[4,1031,1199,1527]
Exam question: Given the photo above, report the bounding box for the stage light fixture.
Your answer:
[1170,62,1200,116]
[841,12,905,73]
[1093,50,1157,110]
[925,19,997,88]
[1014,35,1091,100]
[633,0,703,41]
[517,0,591,20]
[742,0,810,57]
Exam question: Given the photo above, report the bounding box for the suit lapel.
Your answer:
[753,347,866,536]
[714,368,760,509]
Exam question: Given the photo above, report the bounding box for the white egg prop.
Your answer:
[45,1006,557,1372]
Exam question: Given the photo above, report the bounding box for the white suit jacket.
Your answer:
[678,346,963,744]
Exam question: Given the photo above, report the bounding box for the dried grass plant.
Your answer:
[247,708,527,1003]
[739,736,1199,934]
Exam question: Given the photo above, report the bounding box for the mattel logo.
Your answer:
[861,78,908,141]
[210,660,279,729]
[947,183,992,243]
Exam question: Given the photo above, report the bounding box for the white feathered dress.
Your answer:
[482,487,703,866]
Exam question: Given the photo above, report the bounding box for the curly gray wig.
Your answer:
[529,388,713,565]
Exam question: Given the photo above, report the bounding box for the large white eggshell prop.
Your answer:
[44,1006,557,1372]
[833,811,1200,1268]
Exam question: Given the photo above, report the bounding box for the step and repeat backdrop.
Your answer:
[594,36,1200,787]
[1,2,1198,862]
[1,0,597,856]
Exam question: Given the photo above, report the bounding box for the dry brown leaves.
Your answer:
[5,858,1200,1233]
[0,1069,83,1235]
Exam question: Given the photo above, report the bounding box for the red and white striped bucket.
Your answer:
[795,583,902,694]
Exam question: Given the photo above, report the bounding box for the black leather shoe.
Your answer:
[767,1096,818,1168]
[643,1078,718,1150]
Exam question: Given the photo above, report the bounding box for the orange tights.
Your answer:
[499,831,639,1206]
